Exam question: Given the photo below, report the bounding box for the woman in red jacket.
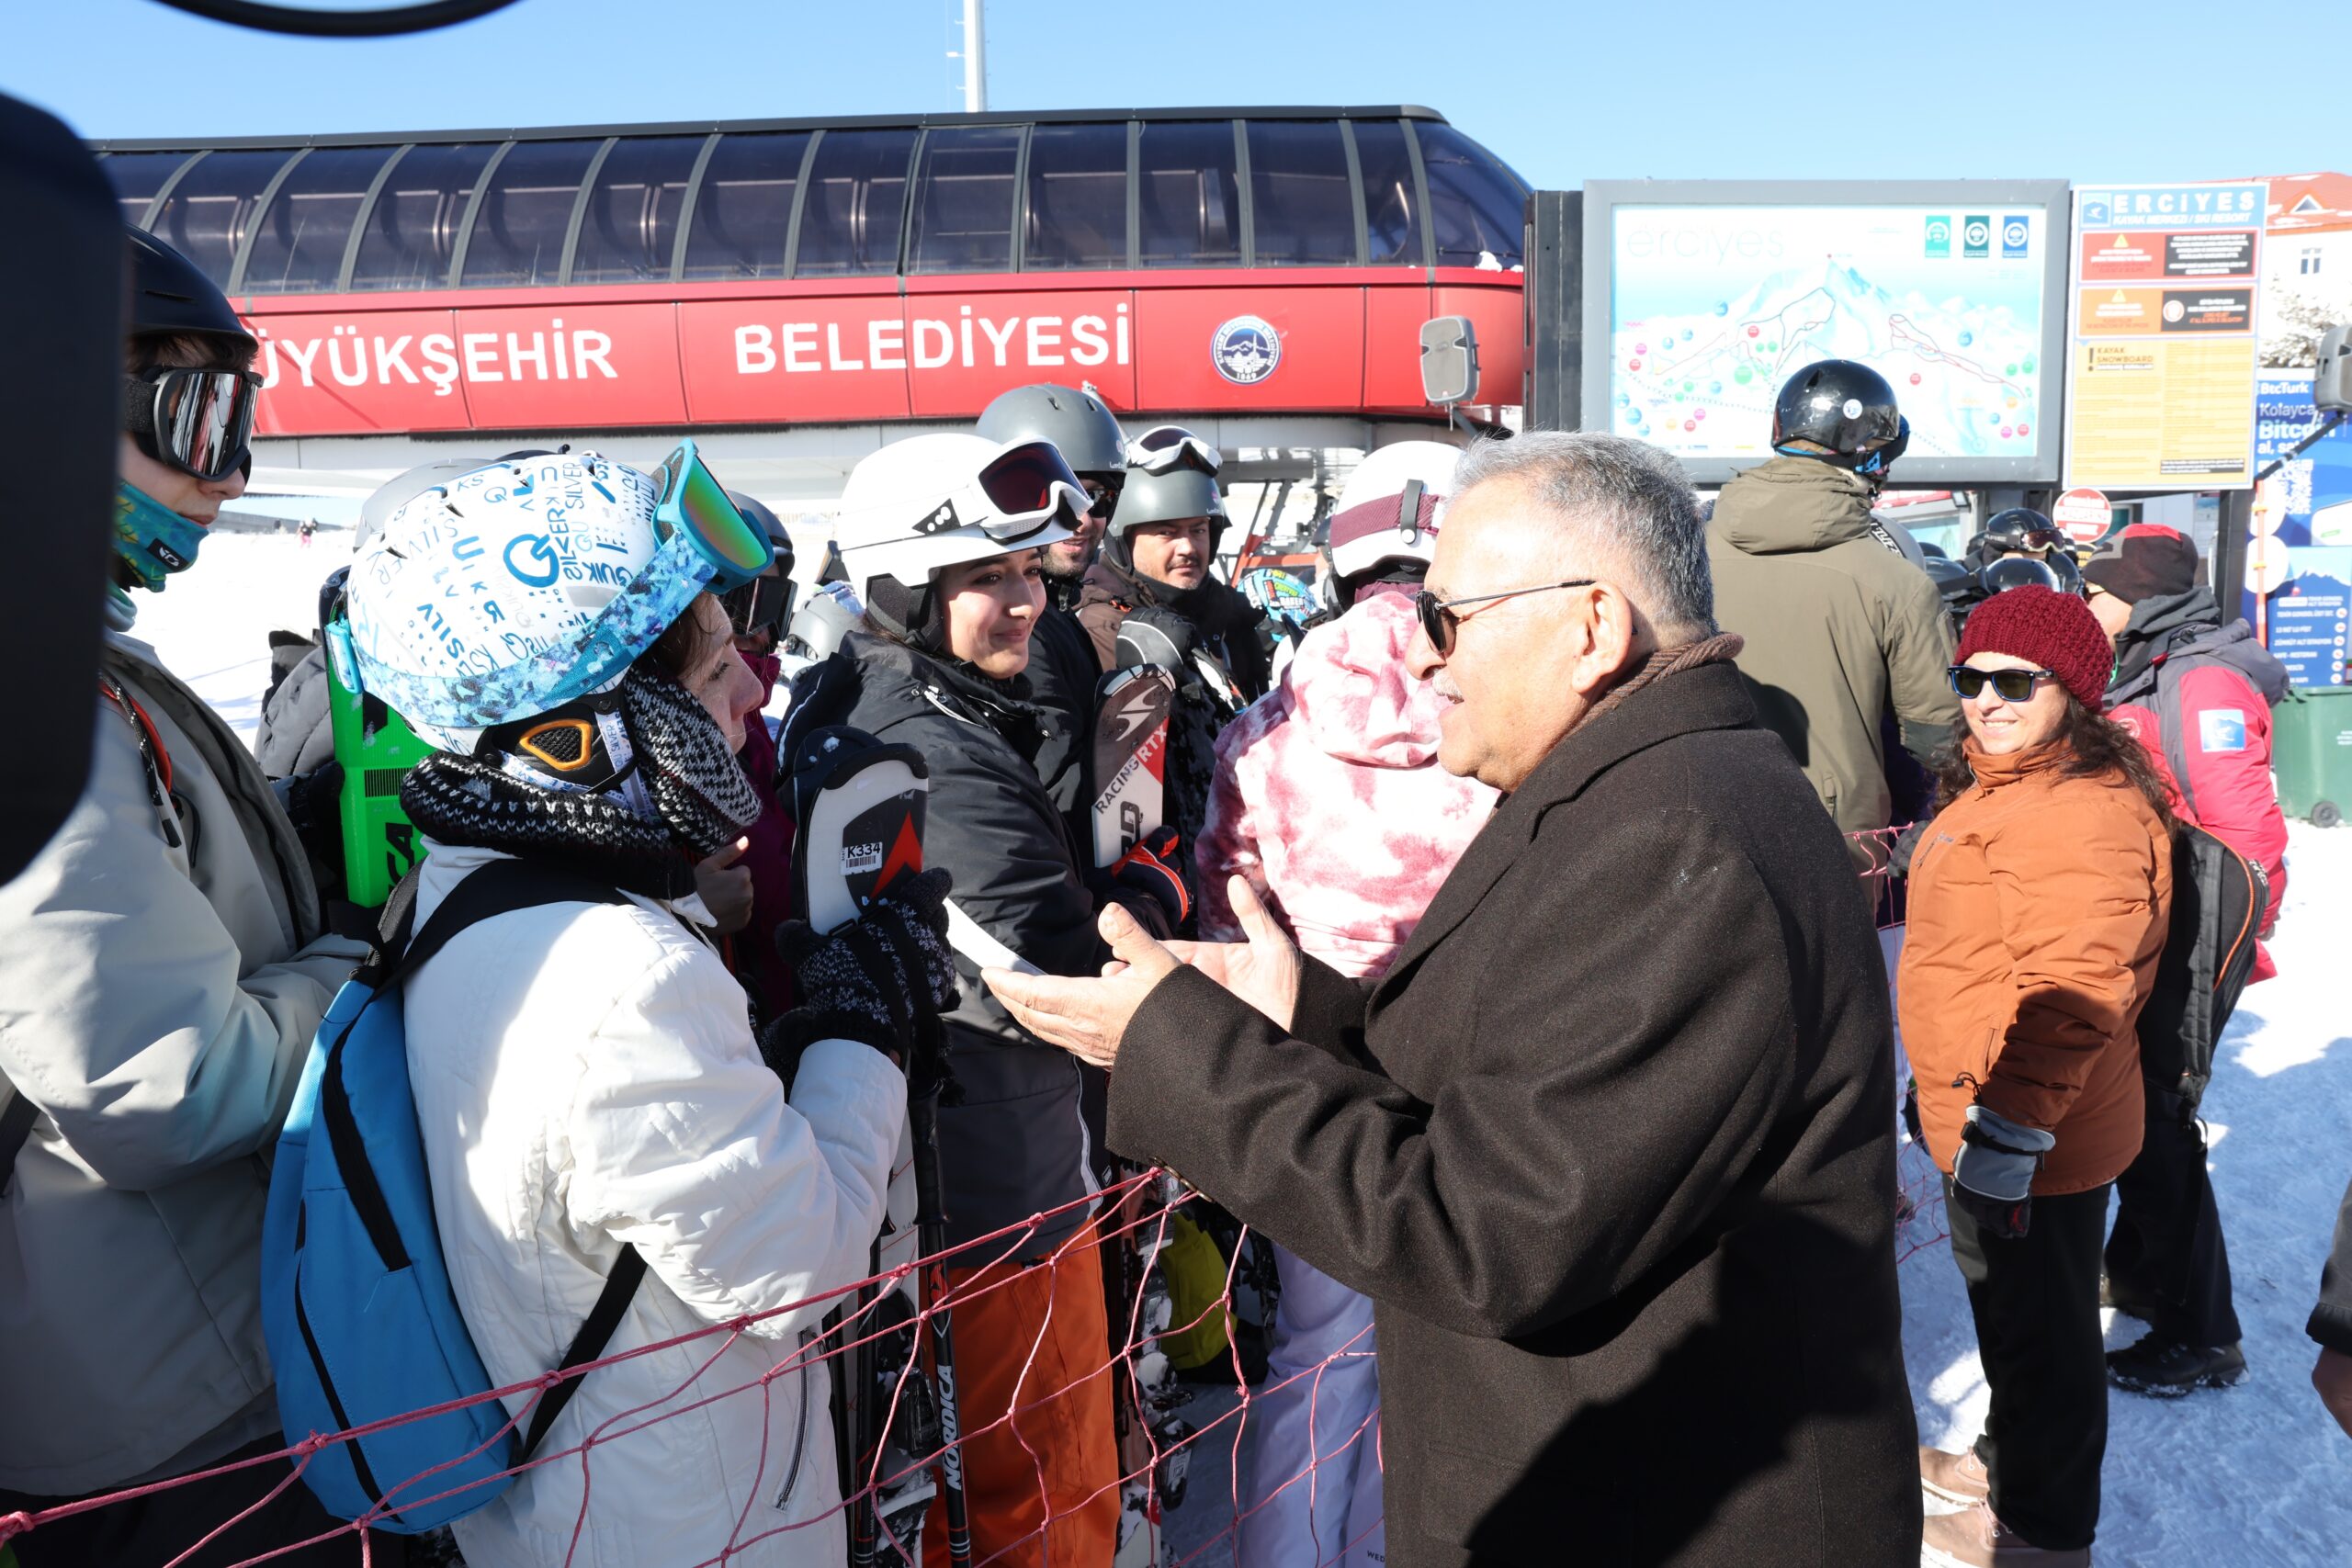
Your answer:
[1903,587,2176,1568]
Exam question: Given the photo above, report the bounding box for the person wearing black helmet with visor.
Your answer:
[0,230,382,1564]
[1707,358,1960,840]
[977,382,1127,816]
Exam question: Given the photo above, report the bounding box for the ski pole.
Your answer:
[910,1081,974,1568]
[845,1258,882,1567]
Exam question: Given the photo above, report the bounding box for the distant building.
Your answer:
[2256,172,2352,366]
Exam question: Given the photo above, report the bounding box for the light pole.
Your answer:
[961,0,987,112]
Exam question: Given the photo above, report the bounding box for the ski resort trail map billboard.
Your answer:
[1581,181,2072,486]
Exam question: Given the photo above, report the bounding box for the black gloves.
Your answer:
[279,761,347,899]
[1951,1105,2054,1240]
[761,867,961,1088]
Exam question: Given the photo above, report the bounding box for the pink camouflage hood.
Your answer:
[1285,586,1453,768]
[1196,590,1498,977]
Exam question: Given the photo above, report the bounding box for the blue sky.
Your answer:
[8,0,2346,192]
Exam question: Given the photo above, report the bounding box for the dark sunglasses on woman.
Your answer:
[1947,665,2056,702]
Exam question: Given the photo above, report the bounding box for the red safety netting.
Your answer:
[1,834,1941,1568]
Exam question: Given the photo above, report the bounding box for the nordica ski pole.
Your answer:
[909,1066,973,1568]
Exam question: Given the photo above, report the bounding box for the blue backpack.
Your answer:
[262,860,645,1533]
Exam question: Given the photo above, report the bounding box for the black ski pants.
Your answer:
[2104,1079,2241,1348]
[1949,1179,2111,1552]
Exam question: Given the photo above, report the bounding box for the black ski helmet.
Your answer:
[976,383,1126,483]
[1978,551,2085,599]
[1972,507,2066,561]
[1771,359,1905,469]
[127,227,257,358]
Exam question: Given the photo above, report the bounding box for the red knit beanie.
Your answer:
[1954,585,2113,710]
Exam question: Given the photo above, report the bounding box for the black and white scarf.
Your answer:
[402,664,763,899]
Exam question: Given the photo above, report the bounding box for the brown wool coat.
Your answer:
[1899,743,2174,1193]
[1111,661,1919,1567]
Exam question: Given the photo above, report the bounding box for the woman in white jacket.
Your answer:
[346,451,958,1568]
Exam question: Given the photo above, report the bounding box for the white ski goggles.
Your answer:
[911,439,1092,544]
[1125,424,1222,477]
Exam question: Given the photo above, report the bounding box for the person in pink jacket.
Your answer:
[1196,448,1498,1568]
[2084,523,2291,1398]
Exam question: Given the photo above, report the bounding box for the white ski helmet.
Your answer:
[1319,440,1464,610]
[1333,439,1463,514]
[832,434,1084,649]
[345,450,727,750]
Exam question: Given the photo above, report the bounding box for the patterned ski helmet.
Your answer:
[345,451,716,750]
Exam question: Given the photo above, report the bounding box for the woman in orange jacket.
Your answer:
[1904,586,2175,1568]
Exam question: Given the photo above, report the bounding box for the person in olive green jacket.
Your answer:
[1706,359,1959,838]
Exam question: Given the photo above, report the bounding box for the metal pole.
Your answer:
[910,1088,974,1568]
[962,0,987,113]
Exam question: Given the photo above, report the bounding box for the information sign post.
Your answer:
[2063,182,2268,491]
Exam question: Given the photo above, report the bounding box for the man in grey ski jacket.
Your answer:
[0,230,368,1565]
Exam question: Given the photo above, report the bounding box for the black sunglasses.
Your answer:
[1947,665,2056,702]
[1414,578,1595,655]
[722,567,794,643]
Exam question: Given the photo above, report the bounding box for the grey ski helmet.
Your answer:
[977,383,1127,482]
[1109,459,1226,542]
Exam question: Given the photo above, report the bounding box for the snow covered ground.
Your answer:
[142,531,2352,1565]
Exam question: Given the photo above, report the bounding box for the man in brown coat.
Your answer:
[988,431,1919,1566]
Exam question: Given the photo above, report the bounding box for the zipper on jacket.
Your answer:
[771,1335,816,1511]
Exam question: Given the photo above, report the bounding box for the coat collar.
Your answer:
[1374,660,1758,1003]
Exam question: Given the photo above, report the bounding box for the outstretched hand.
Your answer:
[1159,876,1301,1032]
[984,876,1302,1068]
[985,899,1178,1067]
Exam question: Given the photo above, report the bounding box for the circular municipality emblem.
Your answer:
[1212,315,1282,385]
[2004,219,2030,248]
[1926,219,1950,245]
[2163,298,2187,323]
[1964,219,1991,248]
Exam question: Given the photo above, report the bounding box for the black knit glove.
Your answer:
[761,867,961,1086]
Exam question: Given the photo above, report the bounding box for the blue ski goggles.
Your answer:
[652,439,768,593]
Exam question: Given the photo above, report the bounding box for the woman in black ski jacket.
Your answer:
[782,433,1183,1567]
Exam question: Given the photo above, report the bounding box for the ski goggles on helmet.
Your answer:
[1984,525,2068,557]
[1125,424,1223,477]
[124,367,263,482]
[723,569,795,643]
[917,439,1091,544]
[1853,417,1912,477]
[652,439,768,592]
[1947,665,2056,703]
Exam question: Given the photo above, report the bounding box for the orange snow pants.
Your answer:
[922,1224,1119,1567]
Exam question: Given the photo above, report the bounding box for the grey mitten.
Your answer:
[1951,1104,2053,1240]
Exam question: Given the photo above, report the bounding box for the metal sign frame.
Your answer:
[1579,178,2074,486]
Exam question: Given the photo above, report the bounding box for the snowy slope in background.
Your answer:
[142,533,2352,1565]
[131,529,353,744]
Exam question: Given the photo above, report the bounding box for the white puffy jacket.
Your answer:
[403,842,905,1568]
